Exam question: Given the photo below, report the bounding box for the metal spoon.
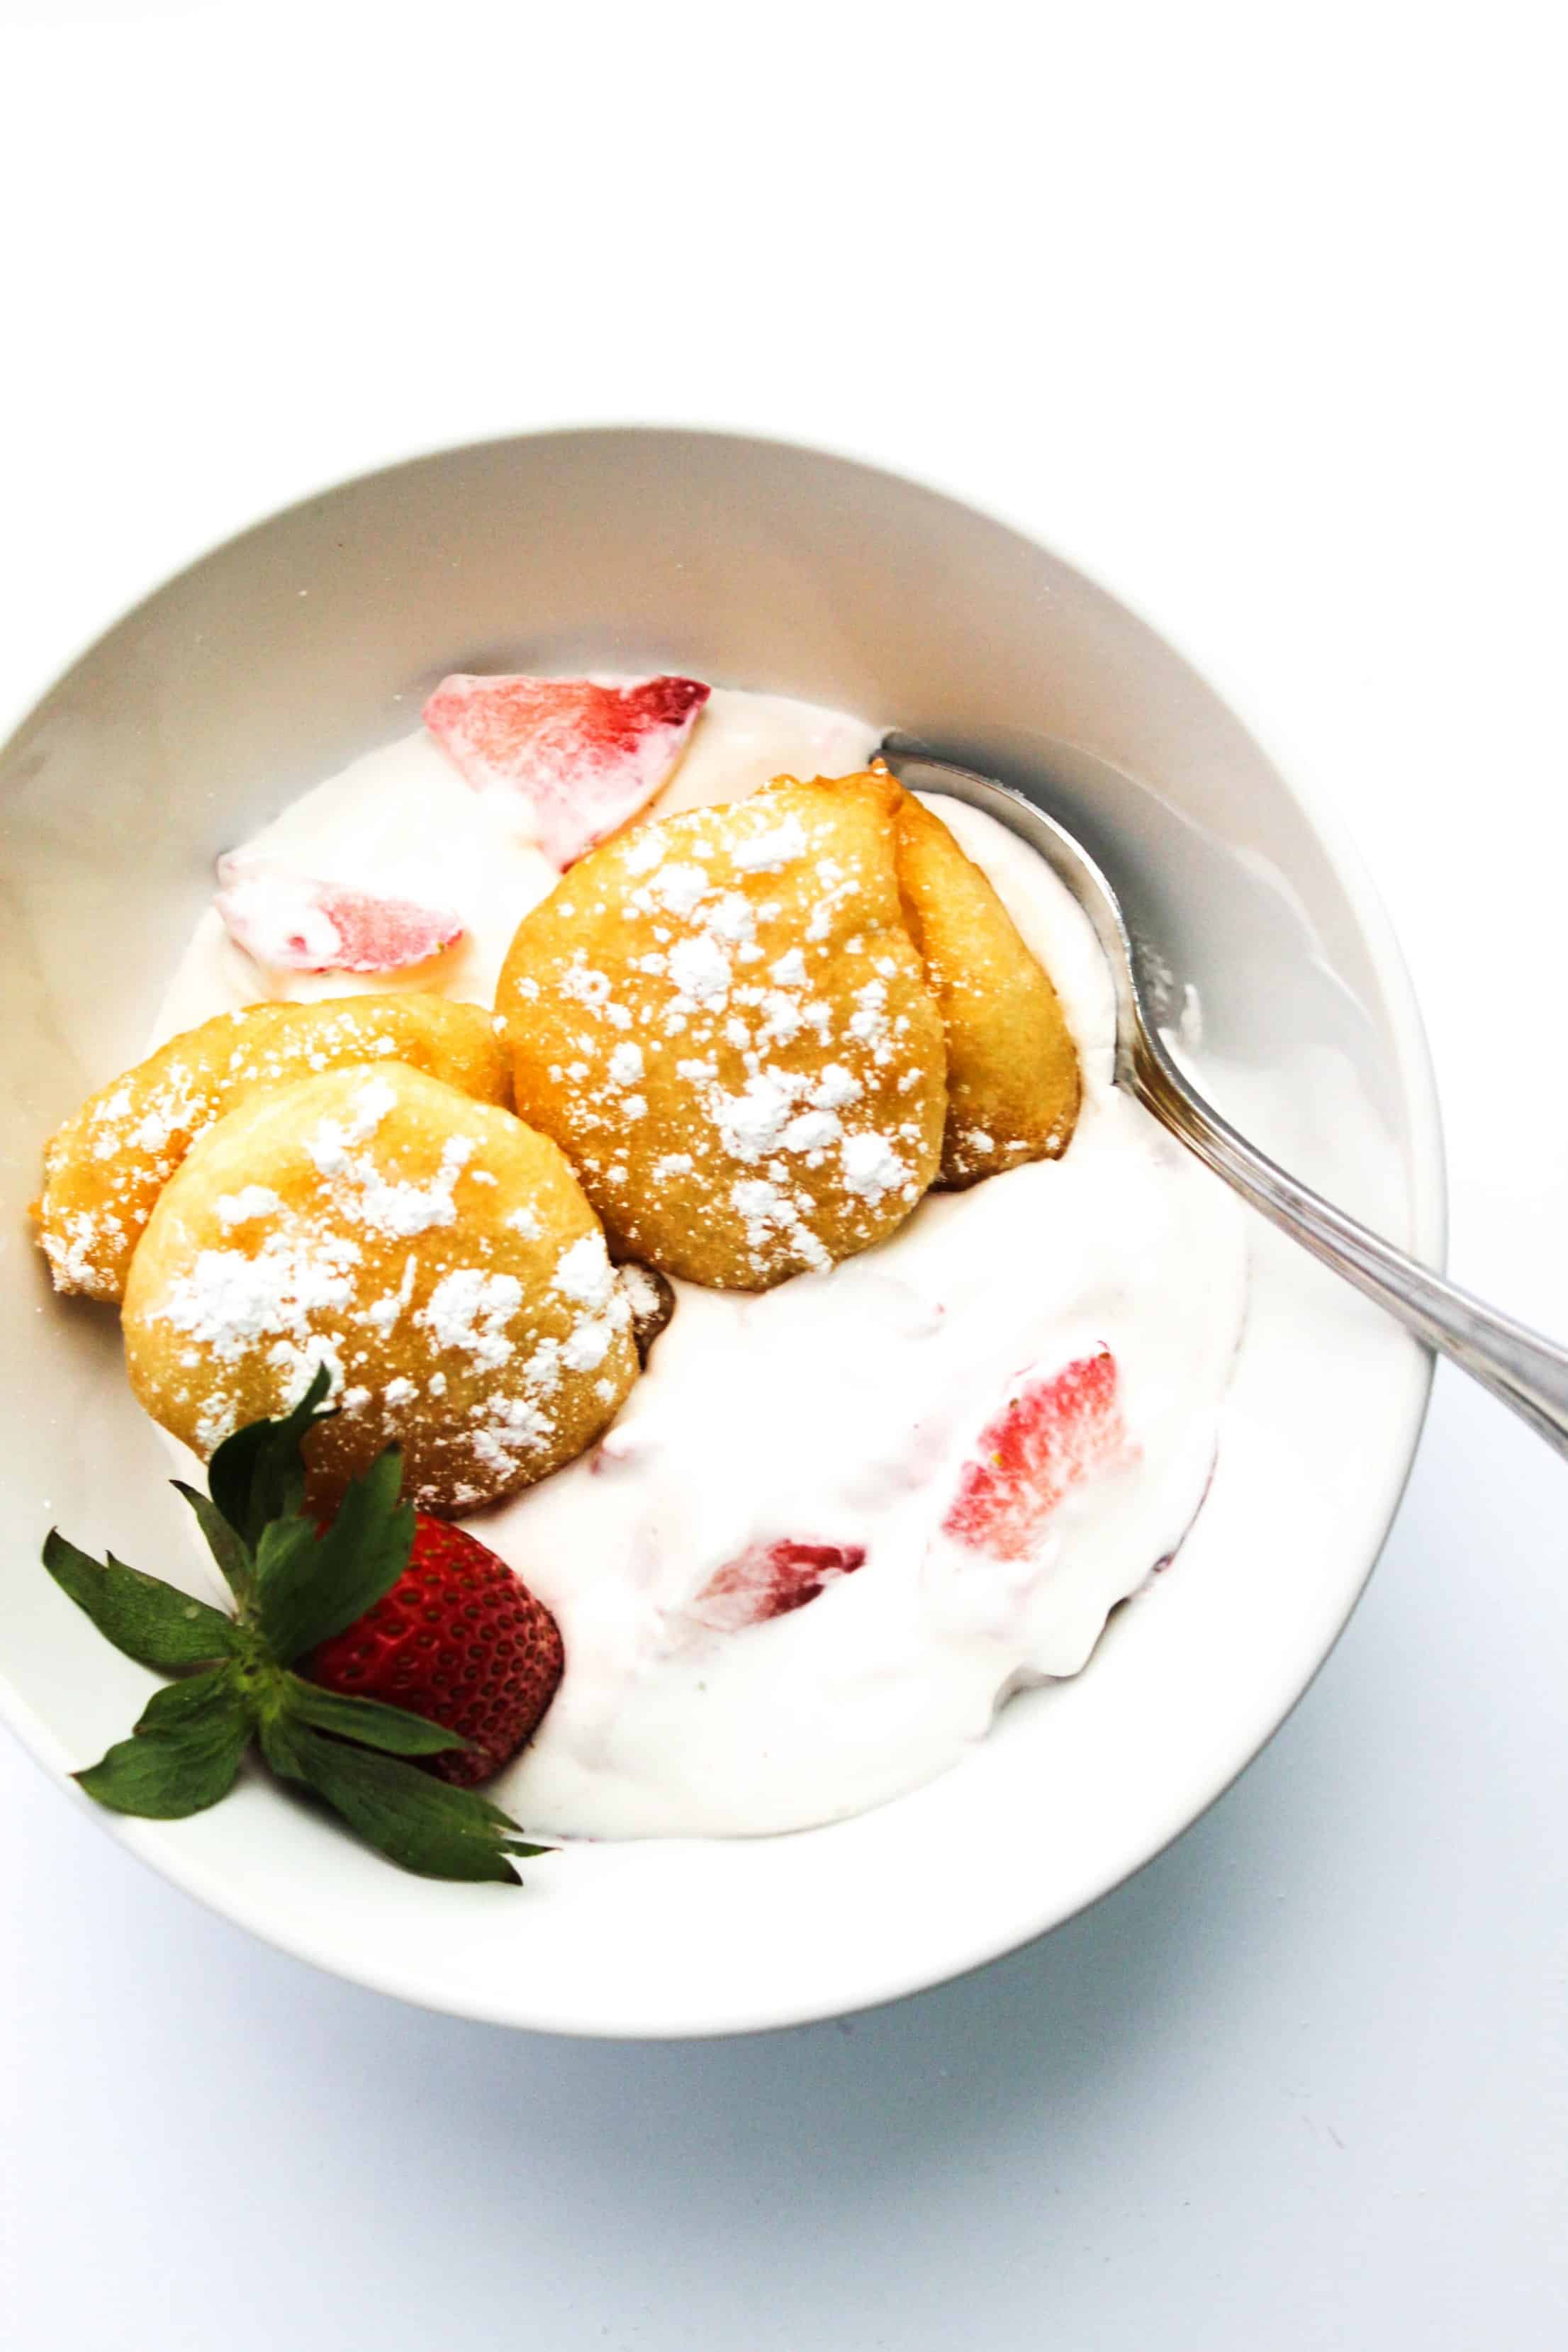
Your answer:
[880,731,1568,1458]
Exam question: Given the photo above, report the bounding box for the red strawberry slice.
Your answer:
[943,1348,1134,1562]
[689,1538,867,1633]
[422,672,711,866]
[215,859,465,973]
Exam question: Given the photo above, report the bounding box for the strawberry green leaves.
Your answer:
[170,1482,254,1605]
[197,1362,418,1664]
[262,1716,547,1885]
[42,1533,240,1671]
[206,1362,337,1552]
[43,1537,254,1816]
[279,1676,467,1757]
[41,1374,548,1885]
[75,1664,254,1818]
[250,1445,415,1664]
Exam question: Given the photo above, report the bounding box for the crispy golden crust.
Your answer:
[894,790,1081,1185]
[497,773,947,1289]
[35,995,510,1303]
[121,1063,638,1515]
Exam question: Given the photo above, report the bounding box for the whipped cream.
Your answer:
[152,685,1248,1840]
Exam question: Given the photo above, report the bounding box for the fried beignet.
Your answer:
[895,790,1081,1185]
[35,995,509,1302]
[121,1063,637,1513]
[497,773,947,1289]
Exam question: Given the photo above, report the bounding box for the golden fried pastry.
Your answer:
[497,772,947,1289]
[121,1062,638,1514]
[894,789,1081,1185]
[35,995,510,1303]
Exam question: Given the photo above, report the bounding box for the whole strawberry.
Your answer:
[41,1367,554,1883]
[301,1517,563,1788]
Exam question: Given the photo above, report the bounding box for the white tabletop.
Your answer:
[4,5,1565,2343]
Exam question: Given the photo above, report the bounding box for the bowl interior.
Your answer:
[0,430,1440,2034]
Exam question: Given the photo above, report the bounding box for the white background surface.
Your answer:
[3,3,1566,2344]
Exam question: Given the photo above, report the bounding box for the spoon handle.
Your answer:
[1131,1028,1568,1458]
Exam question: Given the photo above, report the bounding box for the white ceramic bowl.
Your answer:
[0,429,1443,2037]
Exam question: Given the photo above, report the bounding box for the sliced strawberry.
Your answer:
[943,1348,1134,1562]
[215,859,464,973]
[688,1538,867,1633]
[422,672,711,866]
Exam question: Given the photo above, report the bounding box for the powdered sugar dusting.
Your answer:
[214,1185,284,1229]
[36,995,508,1302]
[503,778,943,1285]
[417,1267,526,1373]
[300,1082,478,1241]
[121,1053,639,1506]
[146,1228,362,1442]
[732,816,807,873]
[841,1131,905,1199]
[553,1233,617,1311]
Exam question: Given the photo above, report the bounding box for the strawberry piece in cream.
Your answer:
[943,1348,1135,1561]
[422,673,711,866]
[689,1538,868,1633]
[214,859,465,975]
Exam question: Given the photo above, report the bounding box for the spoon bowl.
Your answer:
[886,732,1568,1462]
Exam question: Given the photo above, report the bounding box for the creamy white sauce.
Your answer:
[152,685,1248,1841]
[155,731,559,1034]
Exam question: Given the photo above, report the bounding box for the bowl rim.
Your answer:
[0,422,1446,2037]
